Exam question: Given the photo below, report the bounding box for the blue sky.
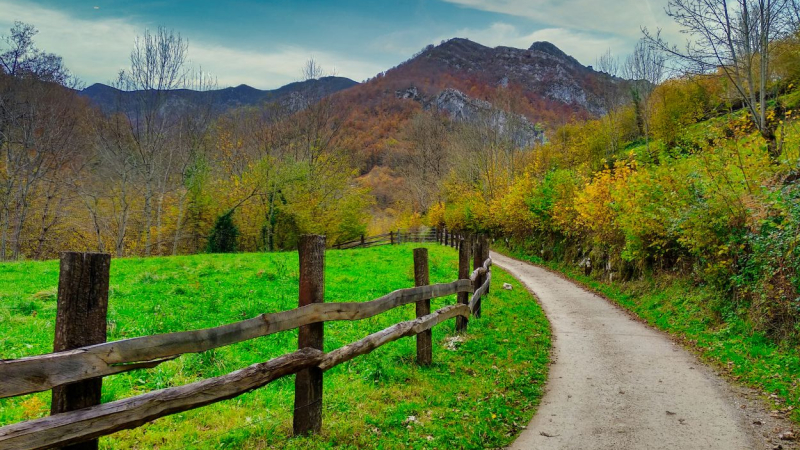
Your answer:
[0,0,679,89]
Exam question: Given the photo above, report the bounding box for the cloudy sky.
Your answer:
[0,0,681,90]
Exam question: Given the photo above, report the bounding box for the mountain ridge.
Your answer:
[78,76,360,112]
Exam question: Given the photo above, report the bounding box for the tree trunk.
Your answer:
[0,206,9,261]
[172,190,188,256]
[143,183,153,257]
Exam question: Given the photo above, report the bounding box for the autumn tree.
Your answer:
[0,22,85,260]
[644,0,796,159]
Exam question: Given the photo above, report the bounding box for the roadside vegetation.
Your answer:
[497,242,800,423]
[0,244,550,449]
[429,9,800,423]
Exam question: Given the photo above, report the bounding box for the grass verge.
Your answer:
[0,244,550,449]
[494,242,800,424]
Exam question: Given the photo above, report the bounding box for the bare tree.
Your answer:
[290,59,346,167]
[391,111,451,211]
[624,39,667,153]
[0,22,73,85]
[595,49,627,157]
[789,0,800,29]
[0,22,83,260]
[643,0,795,159]
[113,26,190,256]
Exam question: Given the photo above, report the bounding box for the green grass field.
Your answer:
[0,244,550,449]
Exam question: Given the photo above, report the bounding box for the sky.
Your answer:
[0,0,682,90]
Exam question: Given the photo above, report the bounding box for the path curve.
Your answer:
[492,252,761,450]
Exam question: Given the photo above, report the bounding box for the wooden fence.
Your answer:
[333,228,437,249]
[333,227,475,251]
[0,233,492,450]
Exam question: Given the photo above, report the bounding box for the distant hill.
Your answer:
[79,76,359,113]
[335,38,632,170]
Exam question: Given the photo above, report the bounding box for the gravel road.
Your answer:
[492,252,791,450]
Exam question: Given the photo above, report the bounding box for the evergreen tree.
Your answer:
[206,210,239,253]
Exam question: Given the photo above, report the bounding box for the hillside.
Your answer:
[79,76,359,113]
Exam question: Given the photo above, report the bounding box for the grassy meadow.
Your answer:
[0,244,550,449]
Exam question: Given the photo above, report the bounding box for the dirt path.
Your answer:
[492,252,793,450]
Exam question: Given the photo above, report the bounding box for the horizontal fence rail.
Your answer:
[0,230,492,450]
[0,280,472,399]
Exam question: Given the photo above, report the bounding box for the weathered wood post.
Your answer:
[413,248,432,366]
[293,235,325,436]
[473,236,485,319]
[456,238,470,333]
[51,252,111,450]
[390,231,394,245]
[360,234,365,247]
[483,236,491,296]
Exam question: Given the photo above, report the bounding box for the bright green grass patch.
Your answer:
[495,243,800,424]
[0,244,550,449]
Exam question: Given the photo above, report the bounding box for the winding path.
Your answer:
[491,252,762,450]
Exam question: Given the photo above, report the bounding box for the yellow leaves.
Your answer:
[426,202,446,227]
[21,396,47,419]
[488,173,536,235]
[573,159,637,245]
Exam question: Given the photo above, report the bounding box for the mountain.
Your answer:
[377,38,626,118]
[79,76,359,113]
[335,38,631,170]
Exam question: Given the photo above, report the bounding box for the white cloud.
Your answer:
[0,0,383,89]
[441,0,678,38]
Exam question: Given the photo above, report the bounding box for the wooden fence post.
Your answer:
[456,238,470,333]
[293,235,325,436]
[473,236,485,319]
[483,236,491,296]
[360,234,365,247]
[390,231,394,245]
[51,252,111,450]
[413,248,432,366]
